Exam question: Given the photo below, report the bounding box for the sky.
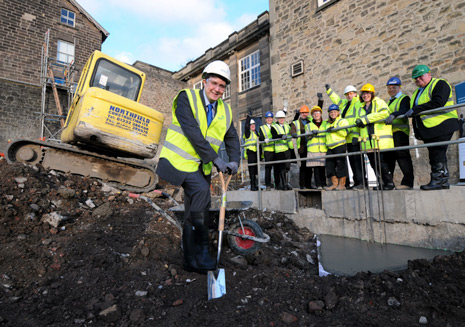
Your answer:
[76,0,269,72]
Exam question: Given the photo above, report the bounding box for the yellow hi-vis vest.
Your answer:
[305,120,328,153]
[272,123,291,153]
[292,119,308,149]
[325,117,348,150]
[388,94,410,136]
[159,89,232,175]
[326,88,361,142]
[243,131,257,159]
[356,97,393,150]
[410,78,457,128]
[260,124,275,152]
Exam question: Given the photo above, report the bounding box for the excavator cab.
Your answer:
[61,50,164,159]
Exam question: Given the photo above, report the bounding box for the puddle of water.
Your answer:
[317,234,453,276]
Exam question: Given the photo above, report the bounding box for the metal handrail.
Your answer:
[238,102,465,210]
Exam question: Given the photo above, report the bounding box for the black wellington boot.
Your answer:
[182,222,200,273]
[420,163,444,191]
[191,211,216,272]
[251,175,258,191]
[441,164,450,189]
[283,171,293,190]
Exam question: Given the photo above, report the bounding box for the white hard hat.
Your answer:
[275,110,286,118]
[343,85,357,94]
[202,60,231,84]
[250,119,256,124]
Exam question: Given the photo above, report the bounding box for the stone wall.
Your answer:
[0,0,104,153]
[269,0,465,185]
[0,0,104,85]
[0,80,69,153]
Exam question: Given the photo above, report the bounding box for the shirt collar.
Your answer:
[390,91,403,100]
[202,89,216,109]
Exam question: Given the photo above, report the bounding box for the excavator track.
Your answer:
[7,140,158,193]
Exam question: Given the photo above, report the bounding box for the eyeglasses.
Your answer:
[207,78,226,91]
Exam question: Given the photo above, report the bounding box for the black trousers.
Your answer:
[246,149,258,176]
[274,150,290,187]
[182,169,211,224]
[347,142,364,186]
[326,145,348,178]
[423,132,454,168]
[297,149,312,188]
[309,166,326,187]
[384,131,414,187]
[263,151,274,186]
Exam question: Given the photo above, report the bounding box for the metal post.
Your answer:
[371,134,383,243]
[375,135,387,244]
[256,136,262,210]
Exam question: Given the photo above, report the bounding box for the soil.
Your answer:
[0,158,465,327]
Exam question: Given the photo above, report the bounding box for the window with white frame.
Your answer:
[222,84,230,99]
[317,0,330,7]
[193,80,203,90]
[57,40,75,64]
[239,51,261,92]
[61,9,75,27]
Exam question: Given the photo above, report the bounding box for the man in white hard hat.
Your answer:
[157,60,240,274]
[243,110,259,190]
[325,83,364,189]
[271,110,293,190]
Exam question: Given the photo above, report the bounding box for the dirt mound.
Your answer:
[0,158,464,326]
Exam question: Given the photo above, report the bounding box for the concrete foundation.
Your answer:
[228,186,465,251]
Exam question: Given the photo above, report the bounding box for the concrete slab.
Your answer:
[227,186,465,251]
[227,190,297,213]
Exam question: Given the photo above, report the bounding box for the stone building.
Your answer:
[269,0,465,184]
[173,12,271,138]
[0,0,108,153]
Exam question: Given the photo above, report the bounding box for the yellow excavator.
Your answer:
[7,51,165,192]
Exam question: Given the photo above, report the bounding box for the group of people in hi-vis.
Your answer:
[242,64,460,192]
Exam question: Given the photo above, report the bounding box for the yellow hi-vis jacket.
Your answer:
[291,119,308,149]
[243,131,258,159]
[388,94,410,136]
[326,88,361,142]
[410,78,457,128]
[355,97,393,150]
[305,120,328,153]
[260,124,275,152]
[159,89,232,175]
[272,123,291,153]
[325,116,349,150]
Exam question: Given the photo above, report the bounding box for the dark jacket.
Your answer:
[411,79,459,140]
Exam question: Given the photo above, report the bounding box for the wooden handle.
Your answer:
[218,172,232,232]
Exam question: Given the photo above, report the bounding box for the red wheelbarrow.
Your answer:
[169,200,270,255]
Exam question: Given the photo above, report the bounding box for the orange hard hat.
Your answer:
[299,105,310,113]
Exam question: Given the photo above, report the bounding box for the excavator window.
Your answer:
[90,58,142,101]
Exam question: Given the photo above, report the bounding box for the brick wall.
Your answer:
[269,0,465,184]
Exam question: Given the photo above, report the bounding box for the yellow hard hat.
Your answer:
[360,83,375,93]
[299,105,310,113]
[310,106,322,114]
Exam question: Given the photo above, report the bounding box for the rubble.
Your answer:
[0,159,465,326]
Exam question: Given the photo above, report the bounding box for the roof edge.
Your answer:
[69,0,110,41]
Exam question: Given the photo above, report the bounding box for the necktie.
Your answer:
[207,104,213,127]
